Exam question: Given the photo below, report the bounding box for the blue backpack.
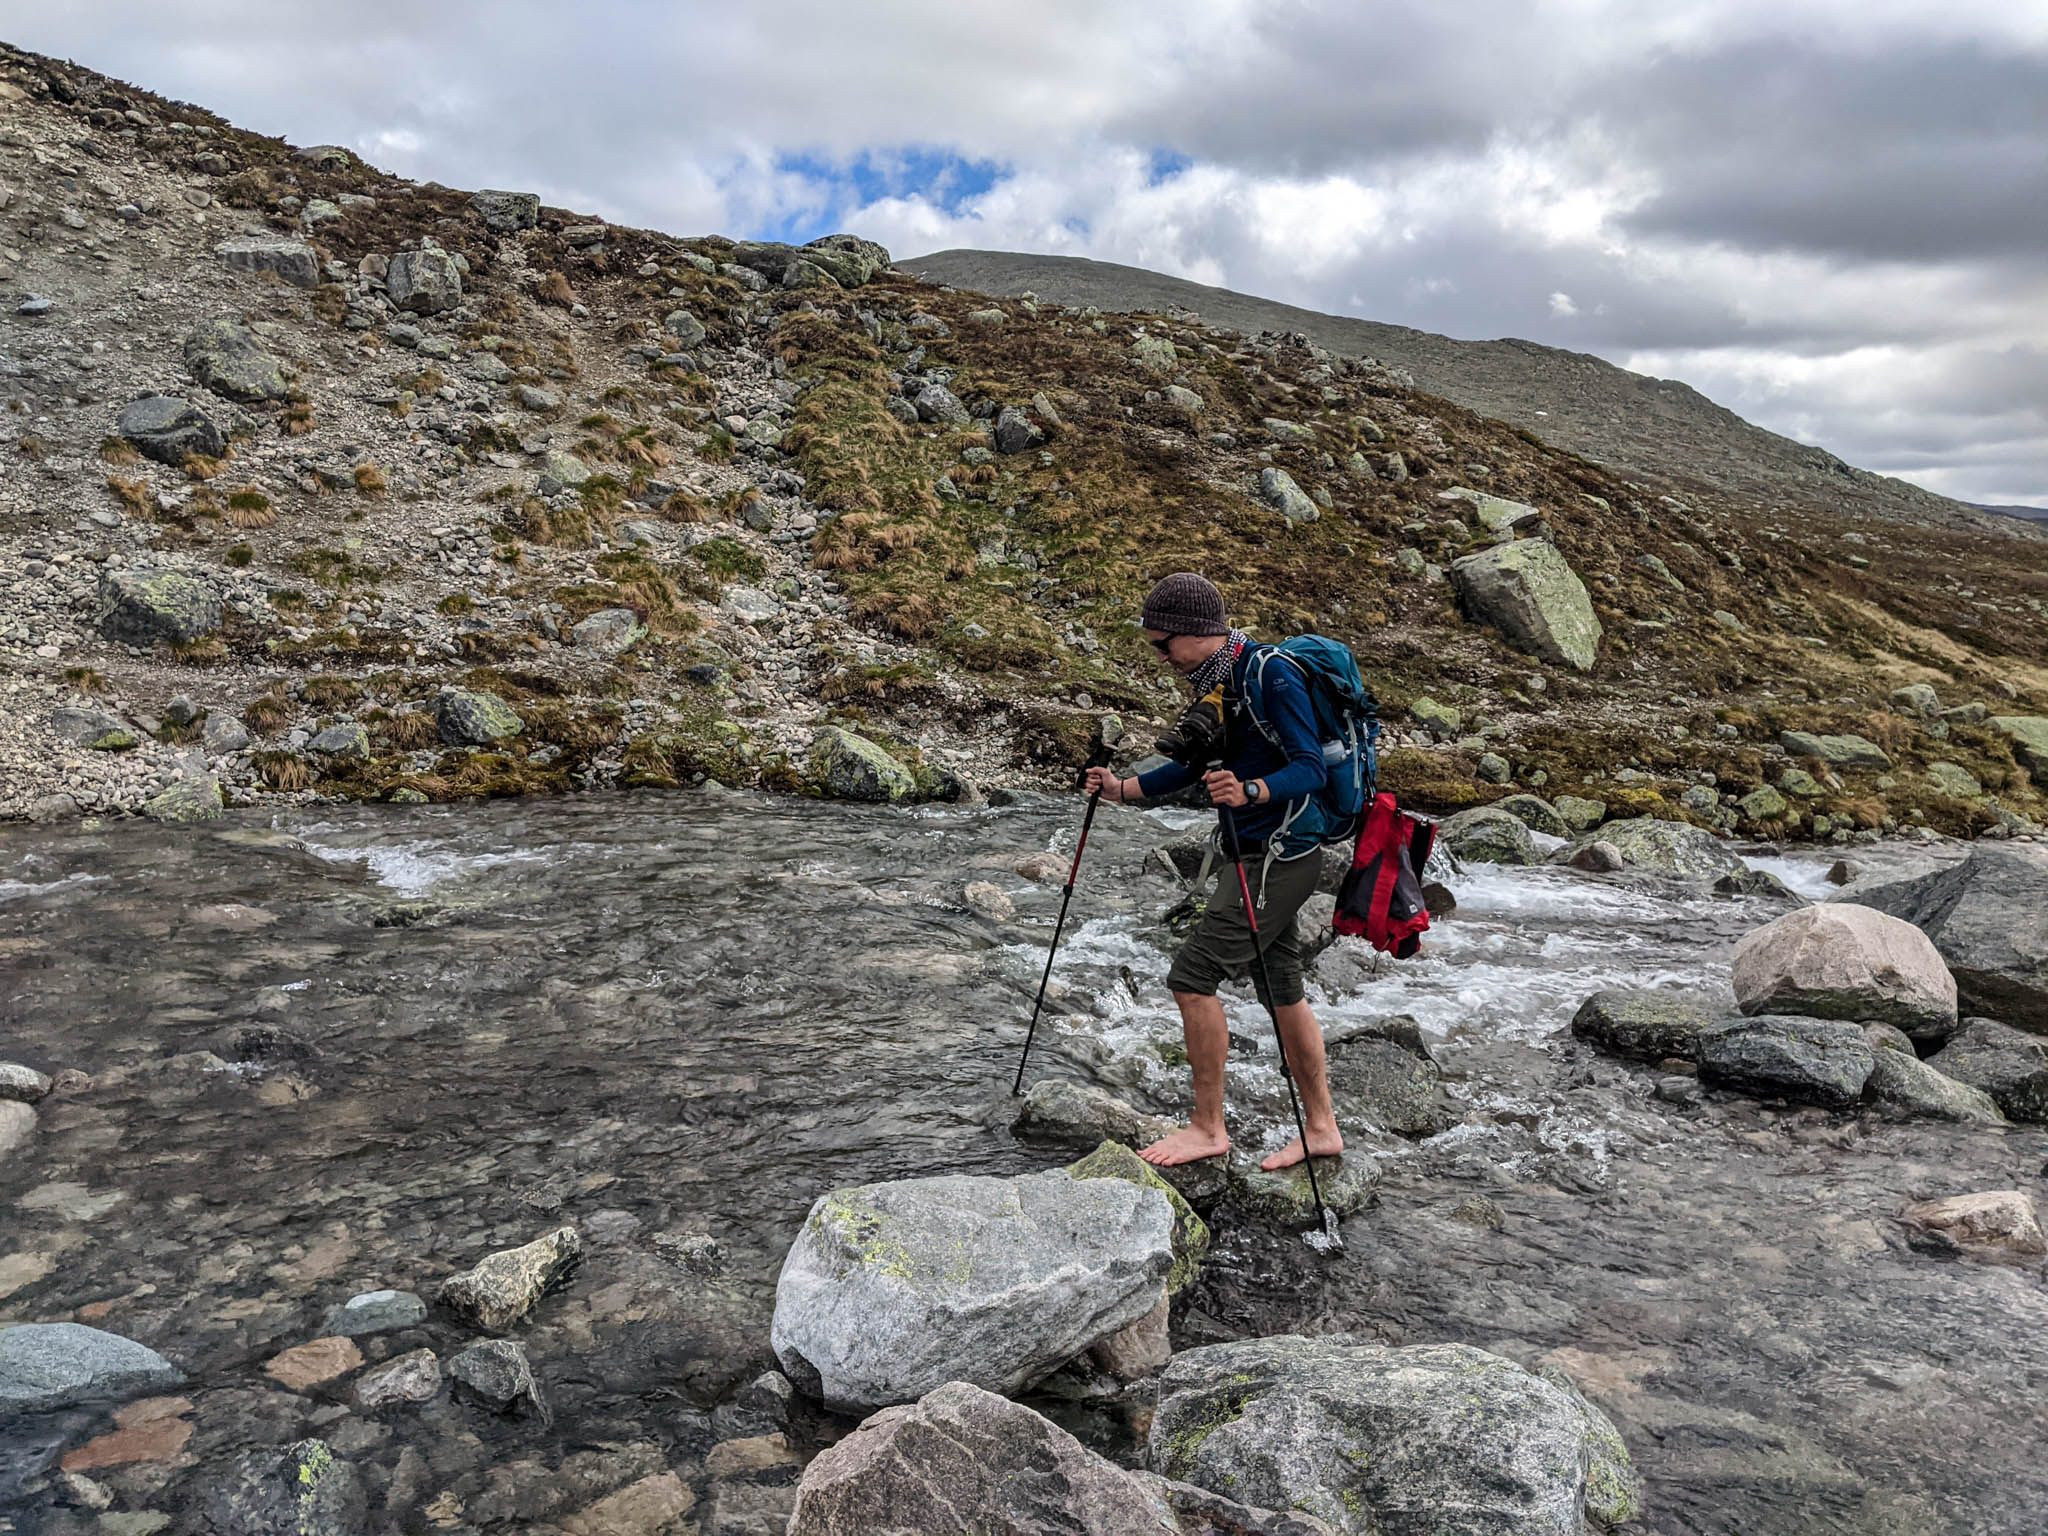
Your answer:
[1238,636,1381,857]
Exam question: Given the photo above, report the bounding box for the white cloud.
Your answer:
[1548,292,1579,318]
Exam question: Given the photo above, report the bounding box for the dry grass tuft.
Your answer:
[282,400,315,436]
[223,486,276,529]
[106,475,154,515]
[354,462,388,496]
[254,750,314,791]
[99,436,142,466]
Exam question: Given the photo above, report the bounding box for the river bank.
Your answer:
[2,790,2045,1531]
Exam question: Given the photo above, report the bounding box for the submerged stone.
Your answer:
[436,1226,580,1332]
[0,1323,183,1414]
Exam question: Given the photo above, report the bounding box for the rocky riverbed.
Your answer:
[2,790,2046,1533]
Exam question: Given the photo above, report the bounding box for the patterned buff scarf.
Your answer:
[1186,629,1250,698]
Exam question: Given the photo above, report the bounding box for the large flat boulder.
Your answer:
[1571,989,1714,1062]
[1696,1015,1874,1107]
[1449,539,1602,671]
[1569,817,1746,880]
[117,395,224,465]
[1779,730,1893,770]
[788,1381,1327,1536]
[1925,1018,2048,1122]
[184,316,291,401]
[810,726,914,803]
[1327,1035,1460,1138]
[97,567,221,646]
[1863,1049,2005,1124]
[771,1170,1175,1412]
[387,246,463,315]
[0,1322,184,1414]
[1151,1336,1640,1535]
[1731,903,1957,1039]
[213,235,320,289]
[1437,805,1538,865]
[1856,844,2048,1032]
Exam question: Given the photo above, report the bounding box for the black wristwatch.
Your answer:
[1249,780,1267,805]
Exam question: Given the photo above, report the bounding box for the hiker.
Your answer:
[1083,573,1345,1172]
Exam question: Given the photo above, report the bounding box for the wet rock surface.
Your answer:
[771,1167,1175,1410]
[1860,843,2048,1031]
[1151,1336,1638,1535]
[0,801,2045,1532]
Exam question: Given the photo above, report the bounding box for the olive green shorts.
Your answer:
[1166,848,1323,1009]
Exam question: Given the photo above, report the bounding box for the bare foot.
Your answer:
[1259,1130,1344,1171]
[1138,1125,1232,1167]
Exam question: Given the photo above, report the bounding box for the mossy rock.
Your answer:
[809,726,914,803]
[1064,1139,1210,1295]
[144,776,225,824]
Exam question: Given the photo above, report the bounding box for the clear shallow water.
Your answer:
[0,795,2042,1533]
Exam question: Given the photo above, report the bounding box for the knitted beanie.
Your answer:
[1141,572,1228,637]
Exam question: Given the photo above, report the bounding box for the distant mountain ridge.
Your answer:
[901,249,2020,539]
[1983,503,2048,522]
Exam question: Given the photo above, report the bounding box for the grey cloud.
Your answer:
[1614,41,2048,261]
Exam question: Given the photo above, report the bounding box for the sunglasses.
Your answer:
[1149,635,1174,654]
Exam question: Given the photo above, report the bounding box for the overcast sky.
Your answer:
[16,2,2048,505]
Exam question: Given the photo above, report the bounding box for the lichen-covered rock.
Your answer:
[800,233,892,288]
[1573,816,1746,880]
[1779,730,1893,770]
[1226,1151,1380,1226]
[435,688,523,747]
[117,395,223,465]
[1131,335,1178,375]
[1437,805,1538,865]
[1258,467,1320,525]
[537,450,591,496]
[184,316,290,401]
[0,1323,181,1414]
[1555,794,1607,831]
[1493,793,1569,836]
[1571,989,1714,1062]
[1926,1018,2048,1122]
[1990,716,2048,785]
[1858,844,2048,1031]
[143,776,225,824]
[386,247,463,314]
[213,235,320,289]
[1732,903,1958,1039]
[1327,1036,1460,1138]
[1862,1049,2004,1124]
[307,722,370,758]
[770,1170,1175,1411]
[570,607,646,655]
[1696,1015,1874,1106]
[197,1439,365,1536]
[320,1289,426,1337]
[1449,539,1602,670]
[1064,1140,1209,1296]
[470,188,540,231]
[1151,1336,1640,1536]
[1013,1078,1176,1150]
[1440,486,1540,541]
[97,567,221,646]
[913,383,969,425]
[663,308,706,347]
[810,726,914,803]
[436,1226,580,1332]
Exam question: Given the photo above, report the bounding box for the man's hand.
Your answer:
[1203,769,1249,807]
[1083,766,1123,802]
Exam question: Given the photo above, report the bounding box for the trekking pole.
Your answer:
[1011,743,1115,1096]
[1217,797,1332,1237]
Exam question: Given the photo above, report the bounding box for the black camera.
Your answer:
[1155,683,1228,766]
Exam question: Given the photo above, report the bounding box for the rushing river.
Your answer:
[2,790,2044,1534]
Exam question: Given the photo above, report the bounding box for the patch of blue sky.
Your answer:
[755,148,1007,243]
[1146,148,1192,186]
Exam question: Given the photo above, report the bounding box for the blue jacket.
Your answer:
[1136,644,1327,845]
